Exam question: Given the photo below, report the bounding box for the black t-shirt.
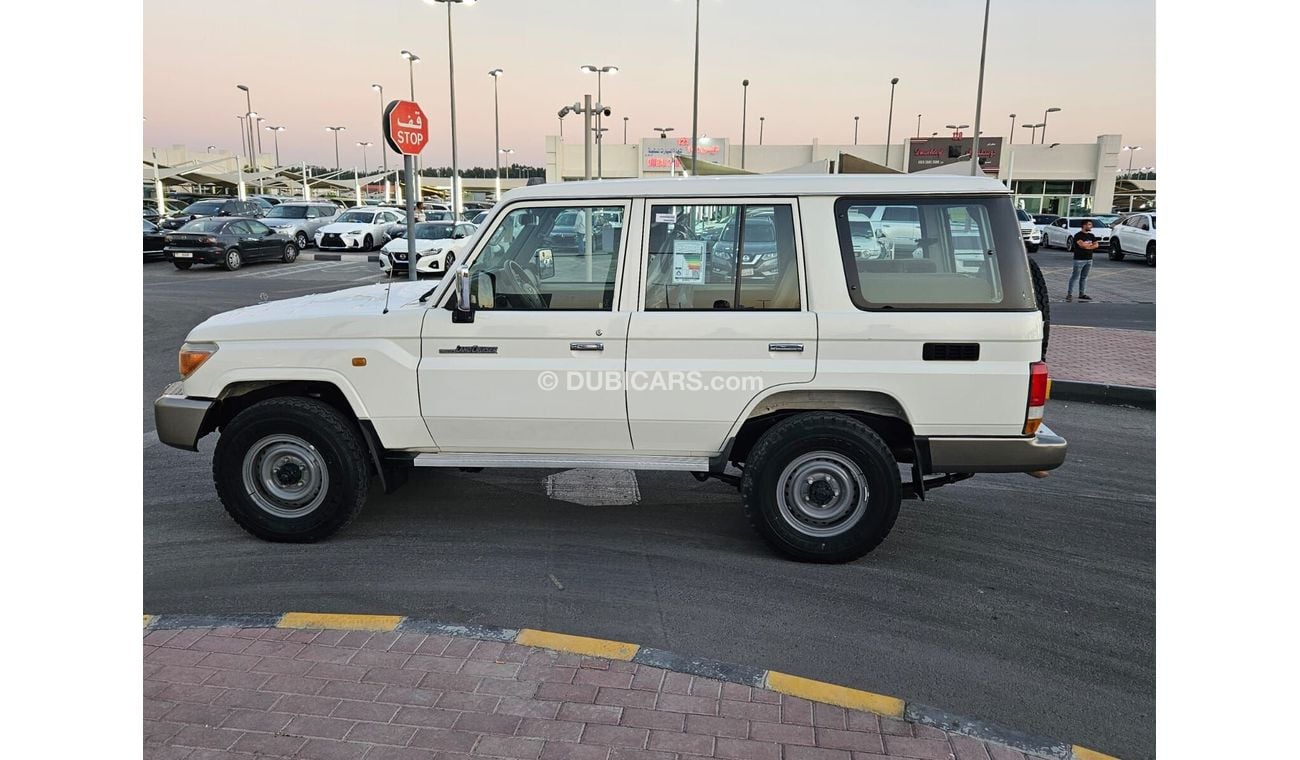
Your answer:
[1072,231,1097,260]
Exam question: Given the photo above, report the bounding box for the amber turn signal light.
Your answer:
[179,345,217,378]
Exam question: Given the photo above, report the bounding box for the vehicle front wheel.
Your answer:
[444,251,456,271]
[1026,243,1039,253]
[282,242,299,263]
[363,235,373,251]
[1145,241,1156,267]
[1066,235,1075,251]
[295,231,309,250]
[1109,238,1125,261]
[213,397,371,542]
[173,261,192,270]
[223,248,243,271]
[741,412,901,563]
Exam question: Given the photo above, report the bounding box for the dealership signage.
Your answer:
[643,137,728,170]
[907,136,1003,174]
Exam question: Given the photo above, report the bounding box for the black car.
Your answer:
[164,216,299,271]
[143,219,168,260]
[158,198,261,230]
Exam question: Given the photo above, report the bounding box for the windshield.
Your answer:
[181,219,226,233]
[336,211,376,224]
[182,201,222,215]
[414,223,455,240]
[265,205,308,219]
[1016,209,1032,222]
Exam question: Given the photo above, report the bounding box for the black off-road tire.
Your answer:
[740,412,901,563]
[1027,255,1050,360]
[1109,238,1125,261]
[213,397,370,542]
[173,261,192,270]
[1145,241,1155,267]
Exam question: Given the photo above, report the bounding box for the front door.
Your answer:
[626,199,817,454]
[418,200,635,453]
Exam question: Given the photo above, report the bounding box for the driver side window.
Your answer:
[469,204,626,311]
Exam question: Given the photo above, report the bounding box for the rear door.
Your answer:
[626,198,815,454]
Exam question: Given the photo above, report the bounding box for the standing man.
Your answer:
[414,202,427,223]
[1066,219,1100,302]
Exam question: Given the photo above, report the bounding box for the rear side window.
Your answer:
[834,196,1034,311]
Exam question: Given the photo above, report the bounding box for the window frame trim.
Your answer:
[636,196,806,313]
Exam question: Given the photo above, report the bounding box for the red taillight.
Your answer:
[204,236,219,245]
[1024,361,1049,435]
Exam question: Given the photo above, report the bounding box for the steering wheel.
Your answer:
[499,260,546,309]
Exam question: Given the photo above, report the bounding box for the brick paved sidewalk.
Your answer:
[144,625,1050,760]
[1046,326,1155,389]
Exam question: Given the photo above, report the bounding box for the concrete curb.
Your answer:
[1051,380,1155,409]
[298,252,381,263]
[144,611,1120,760]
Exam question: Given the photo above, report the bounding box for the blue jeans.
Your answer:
[1068,259,1092,295]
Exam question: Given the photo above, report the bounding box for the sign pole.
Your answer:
[406,155,418,282]
[583,94,593,181]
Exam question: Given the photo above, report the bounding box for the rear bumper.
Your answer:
[154,386,216,451]
[919,424,1067,474]
[165,247,222,264]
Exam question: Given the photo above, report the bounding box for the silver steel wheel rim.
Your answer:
[241,434,329,518]
[285,244,296,260]
[776,451,869,537]
[227,250,240,268]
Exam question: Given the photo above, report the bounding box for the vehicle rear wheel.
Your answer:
[282,242,299,263]
[1027,256,1050,360]
[363,235,373,251]
[223,248,243,271]
[741,412,901,563]
[173,261,192,270]
[213,397,370,542]
[1145,241,1156,267]
[295,231,309,250]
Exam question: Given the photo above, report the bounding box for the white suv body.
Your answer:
[1041,216,1112,250]
[1109,212,1156,266]
[156,174,1065,563]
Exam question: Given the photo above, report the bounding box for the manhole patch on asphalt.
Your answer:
[545,468,641,506]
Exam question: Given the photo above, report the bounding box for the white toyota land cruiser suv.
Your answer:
[155,174,1065,563]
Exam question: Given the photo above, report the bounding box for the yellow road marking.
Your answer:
[143,614,152,628]
[1073,745,1121,760]
[515,629,639,660]
[277,612,403,631]
[765,671,904,718]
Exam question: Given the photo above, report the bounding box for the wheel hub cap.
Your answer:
[241,434,328,518]
[776,451,868,537]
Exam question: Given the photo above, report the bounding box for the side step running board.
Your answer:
[411,453,710,471]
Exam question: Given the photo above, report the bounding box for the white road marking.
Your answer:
[545,469,641,506]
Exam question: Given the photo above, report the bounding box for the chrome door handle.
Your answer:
[769,343,804,352]
[570,342,604,351]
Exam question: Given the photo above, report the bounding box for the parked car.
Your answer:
[1109,212,1156,266]
[260,202,341,250]
[378,221,478,277]
[1030,213,1060,238]
[252,195,284,207]
[143,219,168,259]
[1015,208,1042,252]
[155,173,1064,563]
[144,199,187,224]
[1041,216,1111,250]
[314,208,404,251]
[246,197,276,217]
[159,198,261,230]
[164,216,299,271]
[708,212,782,280]
[471,211,490,225]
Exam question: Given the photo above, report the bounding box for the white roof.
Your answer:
[505,173,1010,201]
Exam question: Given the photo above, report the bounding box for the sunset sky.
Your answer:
[143,0,1155,170]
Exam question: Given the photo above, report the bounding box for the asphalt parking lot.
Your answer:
[143,257,1155,759]
[1032,244,1155,332]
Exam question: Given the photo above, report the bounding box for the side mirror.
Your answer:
[452,265,475,323]
[453,232,465,239]
[535,248,555,280]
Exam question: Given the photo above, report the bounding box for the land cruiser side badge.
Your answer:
[439,345,499,354]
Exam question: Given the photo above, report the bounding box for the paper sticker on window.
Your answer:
[671,240,706,284]
[655,213,677,224]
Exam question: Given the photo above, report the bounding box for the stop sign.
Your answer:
[384,100,429,156]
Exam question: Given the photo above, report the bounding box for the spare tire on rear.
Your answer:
[1027,256,1050,360]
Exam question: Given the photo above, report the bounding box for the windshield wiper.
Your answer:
[418,284,439,302]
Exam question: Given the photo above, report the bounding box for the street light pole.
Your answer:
[1024,122,1043,143]
[690,0,701,175]
[885,76,899,167]
[1123,145,1142,173]
[372,84,390,202]
[1041,106,1061,144]
[853,116,859,146]
[357,142,372,177]
[236,85,254,170]
[265,126,284,167]
[916,113,922,138]
[489,68,503,201]
[580,64,618,180]
[741,78,749,169]
[623,116,629,144]
[1008,113,1016,144]
[400,51,420,99]
[430,0,473,218]
[325,126,346,171]
[759,117,764,145]
[970,0,990,176]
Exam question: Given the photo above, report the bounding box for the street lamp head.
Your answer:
[1123,145,1143,151]
[500,148,514,154]
[371,83,382,91]
[236,84,249,92]
[743,79,749,86]
[1046,107,1061,114]
[357,141,373,147]
[558,106,571,117]
[1049,142,1061,148]
[325,126,346,132]
[1009,113,1016,118]
[427,0,476,5]
[488,68,503,77]
[400,50,421,63]
[890,77,899,85]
